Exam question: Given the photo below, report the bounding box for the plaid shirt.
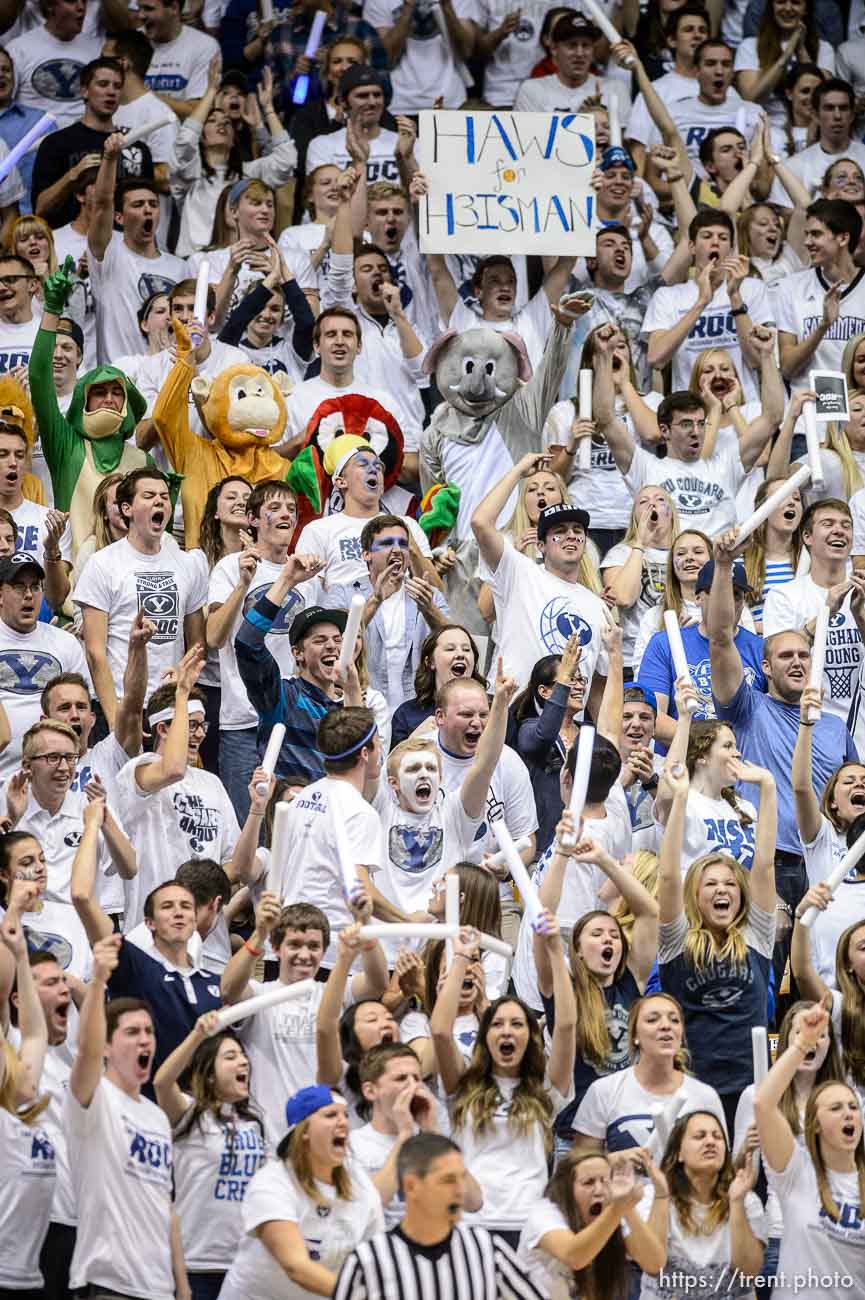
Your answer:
[257,3,390,112]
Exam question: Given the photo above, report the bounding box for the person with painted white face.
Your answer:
[220,892,388,1146]
[217,1083,383,1300]
[754,998,865,1300]
[153,1011,268,1300]
[66,933,187,1300]
[0,890,57,1297]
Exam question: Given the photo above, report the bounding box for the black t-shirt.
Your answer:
[32,124,155,228]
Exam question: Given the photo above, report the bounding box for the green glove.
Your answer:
[42,255,77,316]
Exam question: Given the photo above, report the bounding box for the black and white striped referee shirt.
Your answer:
[333,1223,549,1300]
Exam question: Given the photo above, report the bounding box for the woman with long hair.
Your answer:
[154,1012,268,1300]
[518,1147,669,1300]
[512,634,585,854]
[171,64,295,257]
[753,998,865,1295]
[741,473,803,631]
[575,992,728,1153]
[602,485,679,672]
[216,1084,383,1300]
[631,529,712,676]
[198,476,252,571]
[0,890,56,1295]
[792,897,865,1103]
[431,918,576,1247]
[391,926,490,1079]
[389,623,484,748]
[645,1110,765,1297]
[735,0,833,126]
[842,329,865,395]
[737,202,803,288]
[687,348,784,482]
[534,811,659,1154]
[426,860,506,997]
[278,163,343,292]
[659,759,777,1133]
[792,699,865,988]
[769,62,825,159]
[6,213,57,279]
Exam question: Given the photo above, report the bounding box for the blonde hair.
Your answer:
[0,1040,48,1126]
[569,910,629,1066]
[836,921,865,1087]
[682,853,750,971]
[824,388,865,498]
[804,1082,865,1220]
[386,738,440,782]
[743,473,803,605]
[283,1115,353,1203]
[8,214,57,274]
[655,530,712,629]
[627,992,690,1073]
[613,851,659,944]
[621,488,680,549]
[22,719,78,758]
[688,348,744,407]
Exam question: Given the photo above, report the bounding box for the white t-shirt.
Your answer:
[114,93,179,165]
[544,399,634,531]
[638,1186,766,1299]
[208,554,321,730]
[0,1106,56,1289]
[66,1078,174,1300]
[476,0,551,107]
[803,816,865,988]
[768,140,865,207]
[734,37,835,126]
[625,442,746,538]
[767,1145,865,1299]
[40,1041,75,1227]
[191,243,315,318]
[89,233,188,363]
[0,617,90,781]
[651,93,762,173]
[114,755,240,930]
[5,28,102,127]
[0,314,39,374]
[362,0,478,112]
[489,538,608,689]
[144,26,221,99]
[641,277,772,402]
[601,541,669,668]
[73,535,208,700]
[130,339,250,437]
[267,776,384,957]
[447,291,552,372]
[349,1123,403,1226]
[626,71,697,145]
[575,1065,727,1152]
[436,738,538,869]
[307,127,401,187]
[513,72,630,118]
[680,788,758,874]
[453,1072,572,1230]
[284,373,416,449]
[218,1156,384,1300]
[173,1105,268,1272]
[12,497,72,570]
[763,574,863,727]
[775,267,865,393]
[295,510,431,589]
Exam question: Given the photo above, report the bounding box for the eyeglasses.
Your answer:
[369,537,409,551]
[31,752,78,768]
[188,719,209,735]
[0,275,28,287]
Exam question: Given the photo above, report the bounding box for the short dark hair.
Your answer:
[806,198,862,253]
[313,306,361,345]
[80,57,124,88]
[353,240,392,277]
[143,880,195,920]
[695,37,733,64]
[564,733,622,803]
[657,390,707,430]
[146,682,206,730]
[360,514,409,551]
[317,706,377,774]
[116,467,169,519]
[397,1133,460,1194]
[175,859,231,908]
[665,5,709,40]
[359,1041,420,1088]
[812,78,855,112]
[170,277,216,315]
[41,671,91,714]
[272,902,330,952]
[471,255,515,289]
[114,177,160,213]
[106,998,153,1043]
[801,497,853,537]
[106,28,154,78]
[246,479,296,527]
[699,127,745,169]
[595,222,632,245]
[0,254,36,278]
[688,208,734,242]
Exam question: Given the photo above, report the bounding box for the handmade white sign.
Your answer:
[418,110,597,255]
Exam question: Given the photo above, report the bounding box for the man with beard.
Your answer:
[307,66,398,186]
[87,130,187,362]
[707,528,858,991]
[67,934,189,1300]
[74,468,207,729]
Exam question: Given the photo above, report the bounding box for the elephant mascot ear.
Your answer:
[499,332,533,383]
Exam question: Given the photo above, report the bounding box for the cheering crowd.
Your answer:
[1,0,865,1297]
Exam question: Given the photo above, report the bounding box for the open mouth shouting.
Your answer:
[449,658,469,677]
[497,1039,516,1063]
[588,1197,606,1218]
[600,943,616,967]
[842,1120,858,1140]
[136,1050,152,1078]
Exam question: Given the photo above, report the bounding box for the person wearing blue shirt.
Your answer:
[0,48,46,215]
[705,529,858,1006]
[639,558,766,755]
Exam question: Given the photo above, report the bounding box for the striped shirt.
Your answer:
[751,559,795,625]
[334,1224,548,1300]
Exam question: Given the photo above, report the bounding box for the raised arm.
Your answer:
[316,924,365,1087]
[221,891,282,1005]
[460,661,517,819]
[69,933,121,1107]
[706,530,746,706]
[729,761,776,913]
[595,621,624,744]
[424,251,459,323]
[780,282,842,381]
[647,261,722,371]
[657,761,689,924]
[235,555,325,728]
[429,925,475,1094]
[790,889,831,1001]
[737,328,784,469]
[135,644,206,795]
[70,799,115,945]
[754,998,830,1172]
[538,909,577,1096]
[114,611,154,758]
[592,331,637,475]
[792,688,823,847]
[471,452,548,573]
[82,608,118,729]
[87,132,125,263]
[1,890,47,1088]
[154,1010,222,1125]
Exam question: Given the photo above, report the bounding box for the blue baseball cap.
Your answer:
[600,145,636,173]
[284,1085,345,1133]
[626,682,658,713]
[695,559,752,595]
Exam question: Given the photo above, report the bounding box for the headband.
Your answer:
[325,721,378,761]
[149,700,206,726]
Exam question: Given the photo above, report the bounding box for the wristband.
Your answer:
[245,938,264,957]
[43,552,62,562]
[730,305,748,318]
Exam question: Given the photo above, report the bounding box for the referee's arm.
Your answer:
[492,1231,551,1300]
[333,1253,368,1300]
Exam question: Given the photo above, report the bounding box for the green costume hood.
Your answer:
[65,366,147,475]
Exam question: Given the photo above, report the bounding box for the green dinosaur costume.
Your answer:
[29,258,153,554]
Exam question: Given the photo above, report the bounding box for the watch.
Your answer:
[730,305,748,318]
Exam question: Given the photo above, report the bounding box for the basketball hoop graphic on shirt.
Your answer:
[538,598,592,656]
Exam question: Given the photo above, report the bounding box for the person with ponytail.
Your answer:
[217,1085,383,1300]
[154,1012,268,1300]
[431,919,576,1248]
[657,757,777,1133]
[518,1147,669,1300]
[741,473,804,631]
[791,902,865,1107]
[640,1110,765,1299]
[575,993,727,1154]
[754,998,865,1298]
